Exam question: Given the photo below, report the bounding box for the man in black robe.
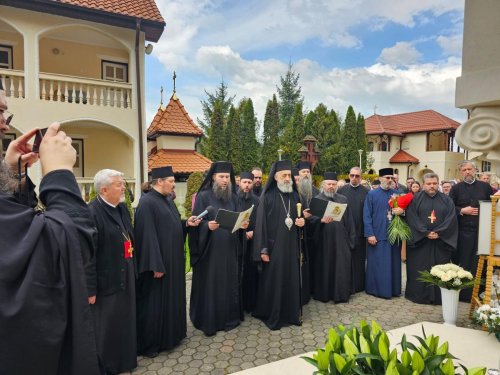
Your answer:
[135,166,199,356]
[0,121,100,375]
[252,160,306,329]
[251,167,263,197]
[338,167,369,293]
[311,172,356,303]
[237,171,260,314]
[88,169,137,374]
[189,161,248,336]
[297,161,319,208]
[449,161,495,301]
[405,173,458,304]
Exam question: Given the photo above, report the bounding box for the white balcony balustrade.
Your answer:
[0,69,25,99]
[39,72,132,109]
[77,177,136,203]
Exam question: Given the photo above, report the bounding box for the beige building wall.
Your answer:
[157,135,195,150]
[0,30,24,70]
[0,5,149,200]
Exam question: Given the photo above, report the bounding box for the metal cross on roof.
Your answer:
[173,71,177,93]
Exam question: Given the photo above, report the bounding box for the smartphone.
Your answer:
[32,127,48,153]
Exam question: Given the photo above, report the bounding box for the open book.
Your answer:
[309,197,347,222]
[215,205,254,233]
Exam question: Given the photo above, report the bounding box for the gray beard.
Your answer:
[463,176,475,184]
[320,188,335,199]
[298,177,312,201]
[237,189,251,200]
[277,181,293,193]
[380,180,391,190]
[0,160,15,194]
[212,181,232,202]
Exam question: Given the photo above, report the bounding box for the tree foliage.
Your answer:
[239,98,260,172]
[206,100,227,161]
[340,105,359,173]
[183,172,204,218]
[277,62,303,134]
[226,105,242,172]
[261,94,281,170]
[281,103,305,164]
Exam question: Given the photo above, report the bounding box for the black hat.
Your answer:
[378,168,394,177]
[239,171,254,181]
[323,172,337,181]
[151,166,174,179]
[297,161,312,171]
[372,179,381,185]
[275,160,292,172]
[212,161,232,174]
[291,167,299,177]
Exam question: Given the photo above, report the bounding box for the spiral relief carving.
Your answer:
[456,107,500,161]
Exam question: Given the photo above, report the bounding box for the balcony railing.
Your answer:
[39,72,132,109]
[77,177,136,202]
[0,69,25,98]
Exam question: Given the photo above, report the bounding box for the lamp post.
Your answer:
[358,149,363,172]
[278,148,283,161]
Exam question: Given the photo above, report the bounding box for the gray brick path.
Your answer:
[133,265,474,374]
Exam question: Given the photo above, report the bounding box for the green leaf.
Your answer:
[372,320,382,337]
[440,359,454,375]
[436,342,448,356]
[333,353,347,372]
[340,360,354,375]
[396,364,412,375]
[425,355,447,371]
[467,367,487,375]
[378,335,389,361]
[412,334,432,355]
[401,350,411,367]
[385,360,399,375]
[344,335,360,357]
[301,356,319,369]
[359,335,372,366]
[411,351,425,373]
[314,349,330,371]
[389,348,397,362]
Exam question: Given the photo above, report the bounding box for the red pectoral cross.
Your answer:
[428,210,437,224]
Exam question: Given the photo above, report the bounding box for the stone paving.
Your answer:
[133,265,474,374]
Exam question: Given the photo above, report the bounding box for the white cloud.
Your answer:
[378,42,422,66]
[436,34,462,56]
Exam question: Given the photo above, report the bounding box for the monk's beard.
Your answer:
[320,187,336,199]
[237,189,251,200]
[380,180,391,190]
[212,181,232,202]
[0,160,16,194]
[298,176,312,201]
[463,175,475,184]
[277,180,293,193]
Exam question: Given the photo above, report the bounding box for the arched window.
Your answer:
[367,142,374,151]
[380,141,388,151]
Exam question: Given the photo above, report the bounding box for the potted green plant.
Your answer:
[302,320,486,375]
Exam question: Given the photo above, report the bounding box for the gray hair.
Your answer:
[458,160,477,171]
[423,172,439,182]
[94,169,124,192]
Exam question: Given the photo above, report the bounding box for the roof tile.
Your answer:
[389,149,420,164]
[148,149,212,174]
[55,0,165,23]
[365,110,460,136]
[148,94,204,138]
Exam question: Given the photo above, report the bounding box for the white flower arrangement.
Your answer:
[472,304,500,335]
[418,263,476,291]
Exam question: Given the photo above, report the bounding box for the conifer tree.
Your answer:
[261,94,281,170]
[277,62,303,134]
[207,100,226,161]
[226,105,242,173]
[356,113,368,171]
[282,103,305,164]
[183,172,204,218]
[341,105,359,173]
[239,98,260,171]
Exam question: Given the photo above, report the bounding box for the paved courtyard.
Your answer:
[133,266,474,374]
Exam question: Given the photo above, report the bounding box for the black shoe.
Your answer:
[143,351,158,358]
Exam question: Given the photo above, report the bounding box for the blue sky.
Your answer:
[144,0,465,128]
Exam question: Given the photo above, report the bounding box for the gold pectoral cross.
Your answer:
[387,209,393,222]
[428,210,436,223]
[128,246,134,256]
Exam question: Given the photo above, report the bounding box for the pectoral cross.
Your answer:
[128,246,134,256]
[428,209,436,223]
[387,209,393,222]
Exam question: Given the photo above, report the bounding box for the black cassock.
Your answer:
[338,184,369,293]
[135,189,187,354]
[189,189,242,336]
[449,180,493,301]
[88,199,137,373]
[299,186,318,305]
[405,191,458,304]
[0,170,100,375]
[238,192,260,314]
[311,192,356,303]
[252,188,303,330]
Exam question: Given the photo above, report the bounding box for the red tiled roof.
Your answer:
[148,94,203,138]
[389,150,420,164]
[148,149,212,174]
[56,0,165,23]
[365,110,460,136]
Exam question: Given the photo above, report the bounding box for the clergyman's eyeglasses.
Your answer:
[349,174,361,178]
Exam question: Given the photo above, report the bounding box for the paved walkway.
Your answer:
[133,266,474,374]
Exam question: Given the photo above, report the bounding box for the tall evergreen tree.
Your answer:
[282,103,305,164]
[261,94,280,170]
[340,105,359,173]
[226,105,242,172]
[239,98,260,172]
[197,80,235,155]
[207,100,226,161]
[277,62,303,134]
[356,113,368,171]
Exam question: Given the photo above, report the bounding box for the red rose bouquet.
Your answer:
[387,193,413,244]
